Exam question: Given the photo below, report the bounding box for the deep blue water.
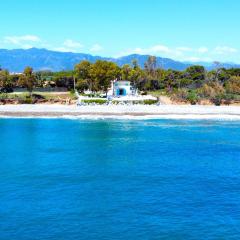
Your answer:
[0,119,240,240]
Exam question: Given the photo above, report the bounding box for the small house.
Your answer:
[110,80,136,97]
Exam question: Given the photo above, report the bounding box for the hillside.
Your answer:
[0,48,191,72]
[0,48,239,72]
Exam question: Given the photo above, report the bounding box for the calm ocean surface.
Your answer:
[0,118,240,240]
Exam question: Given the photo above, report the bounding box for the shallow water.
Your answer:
[0,119,240,240]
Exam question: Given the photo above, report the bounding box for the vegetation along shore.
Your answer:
[0,56,240,106]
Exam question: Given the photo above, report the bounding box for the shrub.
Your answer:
[24,95,33,104]
[0,93,8,100]
[16,94,45,104]
[70,89,75,95]
[170,89,188,102]
[198,82,225,99]
[109,100,158,105]
[82,99,107,104]
[0,86,13,93]
[225,76,240,94]
[32,94,45,100]
[211,94,225,106]
[222,94,235,105]
[186,91,199,105]
[143,99,158,105]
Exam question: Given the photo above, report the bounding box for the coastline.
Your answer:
[0,104,240,120]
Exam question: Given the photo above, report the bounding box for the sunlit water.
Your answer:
[0,119,240,240]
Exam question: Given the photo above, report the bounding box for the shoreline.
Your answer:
[0,104,240,120]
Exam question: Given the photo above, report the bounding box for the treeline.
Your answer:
[1,56,240,104]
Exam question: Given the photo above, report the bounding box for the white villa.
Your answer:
[107,80,137,97]
[77,79,157,105]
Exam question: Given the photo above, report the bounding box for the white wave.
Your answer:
[1,114,240,121]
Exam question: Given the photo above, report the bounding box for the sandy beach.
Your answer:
[0,104,240,120]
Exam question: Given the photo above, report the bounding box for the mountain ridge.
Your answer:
[0,48,239,72]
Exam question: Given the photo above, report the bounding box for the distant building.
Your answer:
[108,80,136,97]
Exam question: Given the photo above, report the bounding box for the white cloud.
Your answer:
[182,56,213,63]
[21,44,34,49]
[117,44,185,59]
[150,45,171,53]
[90,44,103,52]
[132,45,171,55]
[183,57,201,62]
[197,47,208,54]
[1,36,239,63]
[176,47,192,52]
[52,39,84,52]
[214,46,238,54]
[132,47,144,54]
[117,44,240,63]
[53,47,73,52]
[63,39,83,49]
[4,35,40,45]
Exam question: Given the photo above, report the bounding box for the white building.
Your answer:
[77,79,157,105]
[108,80,136,97]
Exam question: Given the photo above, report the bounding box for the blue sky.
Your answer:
[1,0,239,63]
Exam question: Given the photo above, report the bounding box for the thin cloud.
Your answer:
[63,39,83,49]
[1,36,239,63]
[129,45,171,55]
[214,46,238,54]
[176,47,193,52]
[117,44,184,58]
[52,39,84,52]
[90,44,103,52]
[117,44,239,62]
[197,47,208,54]
[4,35,40,45]
[53,47,74,52]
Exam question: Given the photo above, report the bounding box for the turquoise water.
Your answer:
[0,119,240,240]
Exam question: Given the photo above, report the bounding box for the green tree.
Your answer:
[52,71,74,89]
[76,79,88,93]
[129,65,144,86]
[226,68,240,77]
[18,67,36,95]
[164,70,181,92]
[131,59,138,69]
[75,61,94,91]
[121,64,132,80]
[184,65,205,88]
[90,60,120,95]
[212,61,223,82]
[0,70,11,88]
[144,56,157,77]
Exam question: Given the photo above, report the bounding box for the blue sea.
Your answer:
[0,118,240,240]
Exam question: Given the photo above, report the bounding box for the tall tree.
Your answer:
[18,67,36,96]
[121,64,132,80]
[75,61,94,91]
[185,65,205,88]
[90,60,120,95]
[131,59,138,69]
[213,61,223,82]
[144,56,157,77]
[0,70,10,89]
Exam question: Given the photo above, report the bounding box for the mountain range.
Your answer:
[0,48,239,72]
